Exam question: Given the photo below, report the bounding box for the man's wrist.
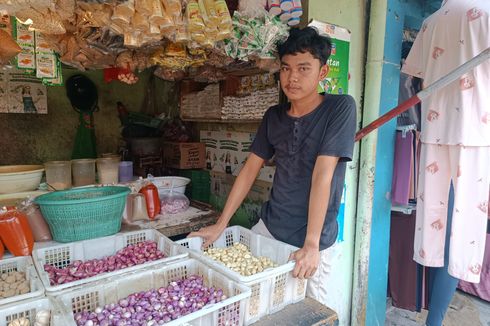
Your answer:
[216,216,229,229]
[304,238,320,250]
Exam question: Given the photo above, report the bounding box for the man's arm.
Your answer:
[290,155,339,279]
[188,153,265,247]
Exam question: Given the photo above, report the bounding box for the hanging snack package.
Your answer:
[215,0,233,39]
[160,191,190,215]
[149,0,168,26]
[132,11,149,32]
[166,42,187,57]
[203,0,218,27]
[35,33,57,79]
[135,0,152,15]
[13,20,35,70]
[186,0,205,33]
[112,0,135,26]
[56,0,76,22]
[16,9,66,35]
[162,0,183,25]
[0,29,21,65]
[175,19,190,43]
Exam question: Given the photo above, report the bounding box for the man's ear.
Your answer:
[319,64,329,80]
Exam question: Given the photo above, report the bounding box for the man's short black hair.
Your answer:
[278,27,332,66]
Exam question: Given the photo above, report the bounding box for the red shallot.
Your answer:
[44,241,165,286]
[73,275,227,325]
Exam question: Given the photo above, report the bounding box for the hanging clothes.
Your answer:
[397,72,422,130]
[391,126,417,206]
[403,0,490,283]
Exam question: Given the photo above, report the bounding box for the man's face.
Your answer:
[279,51,328,101]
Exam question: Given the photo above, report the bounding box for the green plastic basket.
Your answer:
[35,186,131,243]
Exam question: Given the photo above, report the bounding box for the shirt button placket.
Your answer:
[293,120,299,151]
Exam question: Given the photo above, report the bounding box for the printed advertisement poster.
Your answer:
[309,20,351,95]
[0,71,7,113]
[1,69,48,114]
[200,130,275,183]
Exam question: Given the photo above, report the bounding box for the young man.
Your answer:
[189,27,356,306]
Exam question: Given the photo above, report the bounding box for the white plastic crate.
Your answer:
[0,256,44,306]
[32,229,188,293]
[53,258,251,326]
[177,226,307,325]
[0,297,64,326]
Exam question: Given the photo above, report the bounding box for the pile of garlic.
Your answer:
[0,271,29,299]
[205,243,277,276]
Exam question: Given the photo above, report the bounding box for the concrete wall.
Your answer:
[307,1,367,325]
[0,69,178,165]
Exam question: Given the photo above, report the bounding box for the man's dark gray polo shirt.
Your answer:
[250,94,356,250]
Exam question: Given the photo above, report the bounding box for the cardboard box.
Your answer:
[163,142,206,169]
[210,171,272,228]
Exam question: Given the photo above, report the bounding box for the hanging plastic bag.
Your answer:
[0,209,34,256]
[0,29,21,65]
[160,189,190,214]
[238,0,267,18]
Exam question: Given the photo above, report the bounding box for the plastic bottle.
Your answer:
[139,182,161,219]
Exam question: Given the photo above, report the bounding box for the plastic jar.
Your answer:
[118,161,134,182]
[72,159,96,187]
[44,161,72,190]
[97,158,120,184]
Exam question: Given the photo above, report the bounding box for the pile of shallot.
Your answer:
[74,275,227,326]
[44,241,165,285]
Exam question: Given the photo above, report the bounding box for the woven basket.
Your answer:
[35,186,130,243]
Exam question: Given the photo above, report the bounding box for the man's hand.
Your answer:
[289,244,320,279]
[187,222,226,248]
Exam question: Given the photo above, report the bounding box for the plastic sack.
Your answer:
[160,191,190,214]
[0,209,34,256]
[19,199,52,242]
